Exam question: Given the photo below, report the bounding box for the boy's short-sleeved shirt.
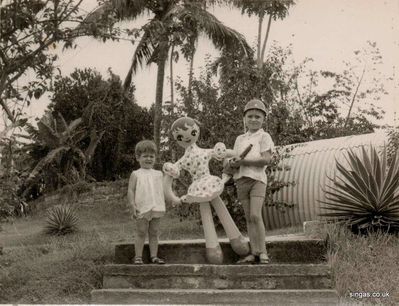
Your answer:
[233,129,274,184]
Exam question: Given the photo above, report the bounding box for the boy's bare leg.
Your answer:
[241,199,258,255]
[249,196,267,254]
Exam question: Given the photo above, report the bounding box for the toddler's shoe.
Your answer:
[134,256,143,264]
[150,256,165,264]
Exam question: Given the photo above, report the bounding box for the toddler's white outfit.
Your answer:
[131,168,166,220]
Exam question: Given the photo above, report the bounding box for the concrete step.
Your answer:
[91,288,339,305]
[114,235,327,264]
[103,263,332,290]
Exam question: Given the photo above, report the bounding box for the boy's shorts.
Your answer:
[235,176,266,201]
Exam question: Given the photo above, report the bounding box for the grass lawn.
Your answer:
[1,181,398,304]
[0,181,301,304]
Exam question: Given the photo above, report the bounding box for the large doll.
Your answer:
[163,117,249,264]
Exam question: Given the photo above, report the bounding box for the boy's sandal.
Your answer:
[236,254,256,264]
[150,256,165,264]
[258,252,270,264]
[134,257,143,264]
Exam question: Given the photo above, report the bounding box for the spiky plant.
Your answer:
[44,205,78,235]
[320,145,399,233]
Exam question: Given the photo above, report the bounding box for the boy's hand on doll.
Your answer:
[229,156,242,168]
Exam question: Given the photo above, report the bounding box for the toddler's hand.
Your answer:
[172,198,182,207]
[129,207,137,219]
[180,195,188,204]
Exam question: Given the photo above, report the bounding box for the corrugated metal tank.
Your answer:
[264,130,389,230]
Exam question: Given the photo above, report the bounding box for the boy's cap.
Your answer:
[244,99,266,115]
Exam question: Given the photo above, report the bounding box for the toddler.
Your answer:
[127,140,166,264]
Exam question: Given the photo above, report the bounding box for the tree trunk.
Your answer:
[187,47,196,116]
[170,45,175,109]
[0,98,16,123]
[259,14,272,69]
[344,66,366,128]
[85,128,105,163]
[256,13,264,69]
[169,45,176,162]
[154,47,169,152]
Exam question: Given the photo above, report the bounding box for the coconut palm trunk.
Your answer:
[154,47,169,151]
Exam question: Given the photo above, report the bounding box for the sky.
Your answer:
[10,0,399,127]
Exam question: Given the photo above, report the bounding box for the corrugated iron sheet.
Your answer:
[265,130,389,230]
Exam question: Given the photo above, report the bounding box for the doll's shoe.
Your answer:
[230,235,250,256]
[150,256,165,264]
[258,252,270,264]
[206,246,224,264]
[236,254,256,264]
[134,257,143,264]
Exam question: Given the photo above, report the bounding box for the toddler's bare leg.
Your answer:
[200,202,223,264]
[135,218,149,259]
[211,196,250,256]
[148,218,161,258]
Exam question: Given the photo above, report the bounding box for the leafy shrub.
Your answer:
[44,205,78,235]
[320,145,399,233]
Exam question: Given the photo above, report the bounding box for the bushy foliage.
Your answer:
[161,42,385,230]
[320,145,399,233]
[44,205,79,236]
[49,68,153,180]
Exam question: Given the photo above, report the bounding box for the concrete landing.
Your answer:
[114,235,327,264]
[91,288,339,305]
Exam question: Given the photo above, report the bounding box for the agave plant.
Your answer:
[44,205,78,235]
[320,145,399,233]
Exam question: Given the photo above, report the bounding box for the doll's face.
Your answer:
[172,123,200,148]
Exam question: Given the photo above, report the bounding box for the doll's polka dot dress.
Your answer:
[164,143,226,203]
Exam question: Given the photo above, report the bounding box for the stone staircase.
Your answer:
[91,235,338,305]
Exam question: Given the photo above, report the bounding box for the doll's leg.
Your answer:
[221,173,232,185]
[210,196,250,256]
[199,202,223,264]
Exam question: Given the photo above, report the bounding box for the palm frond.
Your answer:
[171,2,252,56]
[123,26,156,90]
[109,0,149,20]
[37,121,60,149]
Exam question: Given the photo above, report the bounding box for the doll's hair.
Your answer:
[170,117,201,135]
[135,140,157,158]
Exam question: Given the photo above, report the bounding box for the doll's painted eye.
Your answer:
[177,135,183,141]
[191,130,198,137]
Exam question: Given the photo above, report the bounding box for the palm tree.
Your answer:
[84,0,252,150]
[228,0,294,69]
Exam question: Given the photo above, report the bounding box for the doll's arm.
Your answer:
[162,161,182,206]
[225,149,236,158]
